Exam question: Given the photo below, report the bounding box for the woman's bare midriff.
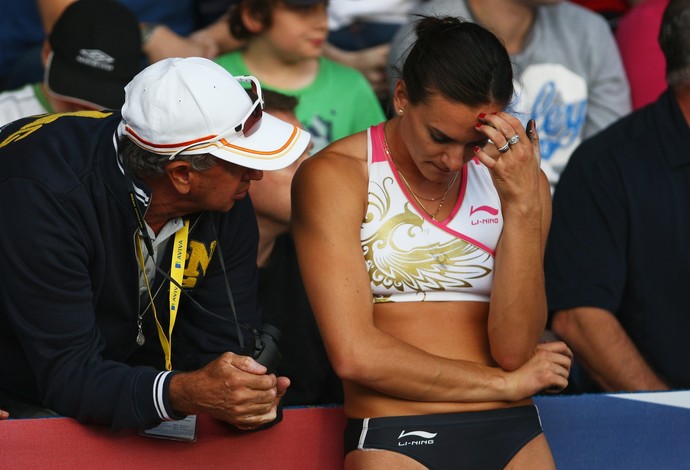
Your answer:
[343,300,533,418]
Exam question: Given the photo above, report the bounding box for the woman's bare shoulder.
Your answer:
[297,130,369,181]
[292,130,371,224]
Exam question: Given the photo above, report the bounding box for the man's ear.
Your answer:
[41,41,52,68]
[166,161,193,194]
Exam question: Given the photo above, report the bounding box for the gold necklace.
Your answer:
[383,133,459,221]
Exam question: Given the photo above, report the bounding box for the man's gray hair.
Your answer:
[119,137,217,179]
[659,0,690,86]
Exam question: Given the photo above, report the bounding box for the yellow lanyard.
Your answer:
[135,219,190,371]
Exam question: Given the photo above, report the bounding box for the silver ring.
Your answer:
[497,142,510,153]
[508,134,520,145]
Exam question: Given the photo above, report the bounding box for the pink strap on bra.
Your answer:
[370,123,388,164]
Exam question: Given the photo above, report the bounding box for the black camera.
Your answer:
[252,324,282,374]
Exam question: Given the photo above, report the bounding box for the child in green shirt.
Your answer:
[215,0,386,153]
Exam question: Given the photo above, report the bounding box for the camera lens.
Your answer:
[260,324,281,342]
[253,324,282,373]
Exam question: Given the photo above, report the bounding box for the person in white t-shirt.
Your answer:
[324,0,422,104]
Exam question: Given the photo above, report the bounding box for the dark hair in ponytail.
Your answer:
[402,16,514,109]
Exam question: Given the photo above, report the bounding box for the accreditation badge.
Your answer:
[140,414,197,442]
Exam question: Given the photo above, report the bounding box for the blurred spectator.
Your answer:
[252,89,342,406]
[0,0,240,93]
[615,0,668,109]
[327,0,416,49]
[216,0,385,153]
[389,0,632,191]
[546,0,690,393]
[324,0,421,106]
[0,0,142,126]
[0,2,49,91]
[569,0,641,28]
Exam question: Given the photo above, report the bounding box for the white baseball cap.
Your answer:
[120,57,310,170]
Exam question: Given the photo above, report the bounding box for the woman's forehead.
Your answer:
[419,94,500,131]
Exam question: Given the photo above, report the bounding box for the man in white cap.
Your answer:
[0,57,310,432]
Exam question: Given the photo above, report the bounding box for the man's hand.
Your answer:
[0,409,9,420]
[552,307,670,392]
[143,25,218,63]
[169,352,290,430]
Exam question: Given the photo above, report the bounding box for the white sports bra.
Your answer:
[361,123,503,303]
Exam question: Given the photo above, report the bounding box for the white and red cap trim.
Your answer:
[119,57,310,171]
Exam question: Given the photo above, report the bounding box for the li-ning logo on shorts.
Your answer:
[76,49,115,72]
[397,430,437,447]
[469,205,499,225]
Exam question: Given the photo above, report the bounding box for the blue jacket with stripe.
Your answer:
[0,111,261,430]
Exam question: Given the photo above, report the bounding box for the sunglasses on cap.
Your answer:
[168,75,264,160]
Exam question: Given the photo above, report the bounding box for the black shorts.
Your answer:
[344,405,544,470]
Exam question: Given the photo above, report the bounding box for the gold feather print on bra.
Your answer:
[362,177,492,296]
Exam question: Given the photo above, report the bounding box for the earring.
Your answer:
[398,108,404,115]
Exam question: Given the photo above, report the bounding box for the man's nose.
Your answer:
[248,169,264,181]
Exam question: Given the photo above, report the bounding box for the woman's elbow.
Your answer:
[490,345,532,371]
[328,349,373,382]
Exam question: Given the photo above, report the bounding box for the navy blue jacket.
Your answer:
[0,111,261,429]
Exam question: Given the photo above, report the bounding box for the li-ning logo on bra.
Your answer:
[469,205,499,216]
[398,430,437,447]
[469,205,499,225]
